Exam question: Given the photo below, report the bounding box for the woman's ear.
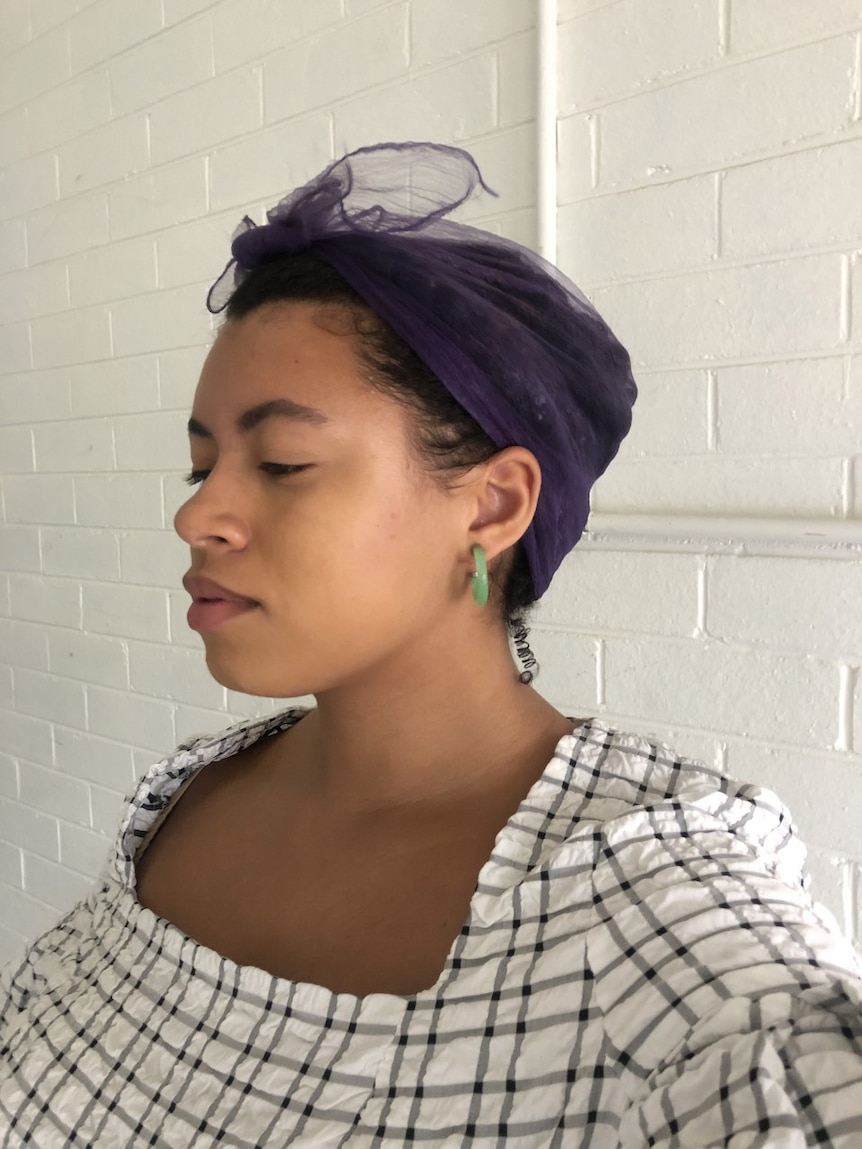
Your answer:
[466,446,542,562]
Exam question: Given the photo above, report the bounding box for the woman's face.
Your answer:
[174,301,471,698]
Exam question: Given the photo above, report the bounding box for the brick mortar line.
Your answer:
[847,864,860,945]
[595,638,605,706]
[577,244,862,290]
[604,350,862,374]
[838,664,856,751]
[718,0,730,56]
[0,876,59,908]
[579,530,862,560]
[696,556,707,636]
[532,621,862,659]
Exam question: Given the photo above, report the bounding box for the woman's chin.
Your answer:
[201,651,262,694]
[201,652,309,701]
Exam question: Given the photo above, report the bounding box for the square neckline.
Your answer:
[118,706,599,1013]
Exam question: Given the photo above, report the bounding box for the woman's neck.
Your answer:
[261,636,578,817]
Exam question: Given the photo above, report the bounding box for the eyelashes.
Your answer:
[182,464,311,486]
[183,471,211,486]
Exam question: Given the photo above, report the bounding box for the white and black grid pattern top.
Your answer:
[2,705,862,1146]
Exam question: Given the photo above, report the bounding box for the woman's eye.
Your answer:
[182,464,311,486]
[183,470,208,486]
[259,463,311,478]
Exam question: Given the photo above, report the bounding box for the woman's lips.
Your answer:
[187,599,259,632]
[182,571,260,632]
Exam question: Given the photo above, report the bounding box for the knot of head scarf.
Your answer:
[206,141,638,600]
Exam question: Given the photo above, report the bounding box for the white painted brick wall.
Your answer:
[212,0,343,74]
[1,0,861,972]
[597,38,855,189]
[208,120,331,213]
[108,158,209,240]
[558,0,721,109]
[590,256,844,364]
[263,6,409,121]
[67,237,158,306]
[29,192,110,264]
[553,0,862,953]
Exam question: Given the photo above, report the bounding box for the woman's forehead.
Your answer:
[192,309,411,443]
[199,307,379,410]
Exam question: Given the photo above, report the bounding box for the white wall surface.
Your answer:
[0,0,860,967]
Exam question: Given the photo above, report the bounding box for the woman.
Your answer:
[1,142,861,1146]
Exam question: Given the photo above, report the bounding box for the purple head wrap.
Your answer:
[206,141,637,600]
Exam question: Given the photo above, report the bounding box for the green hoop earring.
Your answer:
[471,543,489,607]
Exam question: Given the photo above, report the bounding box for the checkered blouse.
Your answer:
[2,706,862,1146]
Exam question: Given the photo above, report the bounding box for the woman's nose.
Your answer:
[173,474,252,550]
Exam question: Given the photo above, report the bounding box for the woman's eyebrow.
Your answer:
[187,398,332,438]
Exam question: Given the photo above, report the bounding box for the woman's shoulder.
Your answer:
[570,718,802,881]
[110,704,313,886]
[574,718,729,799]
[573,718,787,819]
[1,706,313,1030]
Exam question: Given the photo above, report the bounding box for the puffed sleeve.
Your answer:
[586,784,862,1147]
[0,903,87,1047]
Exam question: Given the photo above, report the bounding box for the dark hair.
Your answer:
[222,249,540,685]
